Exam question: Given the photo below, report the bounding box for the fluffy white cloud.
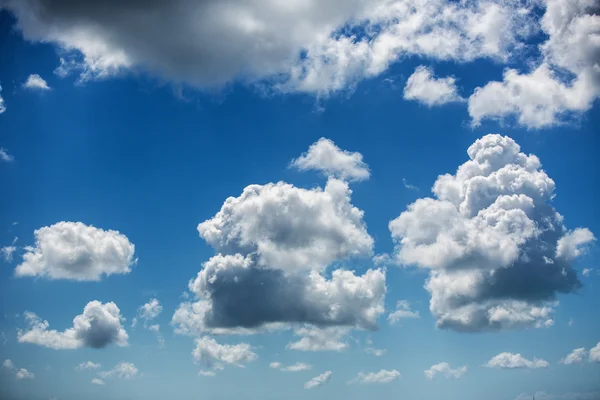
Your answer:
[91,378,105,385]
[1,246,16,262]
[590,342,600,363]
[365,347,387,356]
[16,368,34,380]
[270,362,312,372]
[389,134,592,331]
[403,66,463,106]
[15,221,137,281]
[582,268,592,277]
[192,337,257,371]
[0,147,14,162]
[137,298,162,322]
[304,371,332,389]
[76,361,101,371]
[287,326,349,352]
[485,352,549,369]
[0,83,5,113]
[468,0,600,128]
[557,229,596,260]
[349,369,401,384]
[2,0,535,95]
[98,362,139,380]
[23,74,51,90]
[424,362,467,379]
[388,300,420,324]
[290,138,370,181]
[172,177,385,337]
[17,301,128,349]
[3,359,14,369]
[561,348,587,365]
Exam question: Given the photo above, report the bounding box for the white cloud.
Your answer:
[424,362,467,379]
[0,83,5,113]
[3,359,15,369]
[98,362,139,380]
[304,371,332,389]
[23,74,51,90]
[290,138,370,181]
[1,246,16,262]
[590,342,600,363]
[192,337,257,371]
[287,326,349,352]
[582,269,592,277]
[16,368,34,380]
[349,369,400,384]
[0,147,14,162]
[365,347,387,356]
[91,378,105,385]
[389,134,591,331]
[485,352,549,369]
[402,178,418,191]
[556,229,596,260]
[15,221,137,281]
[388,300,420,323]
[403,66,463,106]
[17,301,128,349]
[172,177,385,337]
[3,0,536,95]
[137,298,162,322]
[270,362,312,372]
[76,361,101,371]
[468,0,600,128]
[198,370,216,377]
[561,348,587,365]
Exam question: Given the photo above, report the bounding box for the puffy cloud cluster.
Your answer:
[560,343,600,364]
[192,337,257,372]
[403,66,464,107]
[15,221,137,281]
[291,138,370,181]
[304,371,332,389]
[3,359,35,380]
[349,369,401,384]
[23,74,51,90]
[388,300,420,324]
[390,134,594,332]
[485,352,549,369]
[424,362,467,379]
[468,0,600,128]
[98,362,139,380]
[3,0,534,94]
[270,362,312,372]
[172,172,385,339]
[17,301,128,349]
[132,298,164,345]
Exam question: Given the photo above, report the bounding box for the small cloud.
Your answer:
[198,370,216,377]
[485,352,549,369]
[365,347,387,356]
[582,268,592,277]
[561,348,587,365]
[16,368,34,380]
[1,246,17,262]
[91,378,105,385]
[270,362,312,372]
[349,369,401,384]
[76,361,101,371]
[402,178,418,191]
[388,301,420,324]
[304,371,332,389]
[0,148,14,163]
[23,74,51,91]
[424,362,467,379]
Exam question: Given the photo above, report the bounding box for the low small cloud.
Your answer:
[0,148,14,163]
[91,378,105,385]
[23,74,51,91]
[388,301,420,324]
[349,369,400,384]
[485,352,549,369]
[402,178,418,191]
[424,362,467,379]
[270,362,312,372]
[304,371,332,389]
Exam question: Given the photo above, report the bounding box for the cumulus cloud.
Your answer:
[2,0,536,95]
[365,347,387,356]
[0,147,14,162]
[0,83,5,113]
[76,361,101,371]
[133,298,164,345]
[561,348,587,365]
[17,301,128,349]
[15,221,137,281]
[389,134,593,332]
[557,229,596,260]
[98,362,139,380]
[304,371,332,389]
[3,359,34,380]
[349,369,401,384]
[172,177,385,338]
[485,352,549,369]
[287,326,349,352]
[290,138,370,181]
[192,337,257,372]
[388,300,420,324]
[468,0,600,128]
[590,343,600,363]
[23,74,51,90]
[403,66,464,106]
[91,378,105,385]
[424,362,467,379]
[270,362,312,372]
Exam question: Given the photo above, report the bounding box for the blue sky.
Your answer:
[0,1,599,400]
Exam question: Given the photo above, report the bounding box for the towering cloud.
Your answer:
[389,134,594,331]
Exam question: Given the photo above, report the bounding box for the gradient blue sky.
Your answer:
[0,2,599,400]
